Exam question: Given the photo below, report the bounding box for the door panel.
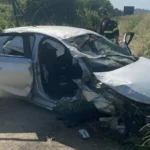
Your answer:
[0,56,33,98]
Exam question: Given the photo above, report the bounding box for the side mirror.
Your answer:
[123,32,135,45]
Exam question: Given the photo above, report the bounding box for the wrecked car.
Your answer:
[0,26,149,134]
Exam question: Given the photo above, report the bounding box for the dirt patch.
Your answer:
[0,98,119,150]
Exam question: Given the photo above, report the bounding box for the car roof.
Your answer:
[2,26,98,39]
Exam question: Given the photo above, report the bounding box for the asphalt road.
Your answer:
[0,98,119,150]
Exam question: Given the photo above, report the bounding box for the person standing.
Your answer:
[98,7,119,44]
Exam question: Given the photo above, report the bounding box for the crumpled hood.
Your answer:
[94,57,150,105]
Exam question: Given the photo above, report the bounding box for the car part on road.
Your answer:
[79,129,90,139]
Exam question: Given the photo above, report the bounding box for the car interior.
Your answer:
[38,39,83,100]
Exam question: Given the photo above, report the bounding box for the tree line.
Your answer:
[0,0,119,31]
[20,0,115,30]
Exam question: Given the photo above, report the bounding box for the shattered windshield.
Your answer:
[68,34,131,57]
[67,34,135,72]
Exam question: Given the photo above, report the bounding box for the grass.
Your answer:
[121,124,150,150]
[0,4,15,31]
[119,14,150,58]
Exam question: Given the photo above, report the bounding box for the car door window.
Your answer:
[0,34,34,98]
[0,35,24,57]
[0,34,34,58]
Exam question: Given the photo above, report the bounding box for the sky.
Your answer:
[110,0,150,10]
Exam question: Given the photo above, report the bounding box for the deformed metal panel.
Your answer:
[94,57,150,105]
[3,26,98,40]
[74,79,116,114]
[0,57,33,97]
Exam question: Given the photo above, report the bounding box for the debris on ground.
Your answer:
[78,129,90,139]
[99,117,126,135]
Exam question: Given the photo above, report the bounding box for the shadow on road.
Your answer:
[0,98,119,150]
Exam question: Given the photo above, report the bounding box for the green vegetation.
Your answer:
[122,124,150,150]
[0,0,114,31]
[22,0,114,30]
[0,4,15,31]
[119,14,150,58]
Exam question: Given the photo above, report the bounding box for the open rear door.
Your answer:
[0,33,33,99]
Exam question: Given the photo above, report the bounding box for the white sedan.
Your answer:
[0,26,149,128]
